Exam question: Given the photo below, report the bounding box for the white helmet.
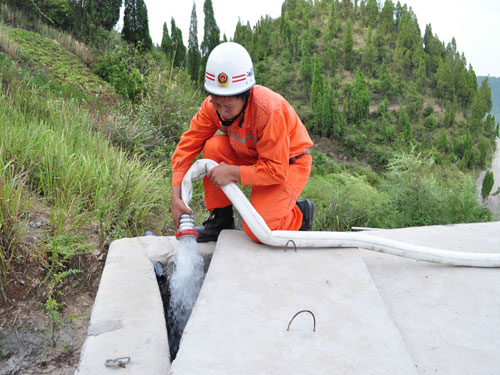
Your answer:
[204,42,256,96]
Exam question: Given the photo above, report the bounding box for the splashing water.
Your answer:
[167,234,204,360]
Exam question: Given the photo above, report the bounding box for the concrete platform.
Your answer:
[171,230,417,374]
[359,222,500,375]
[77,222,500,374]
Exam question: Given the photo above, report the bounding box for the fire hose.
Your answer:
[180,159,500,268]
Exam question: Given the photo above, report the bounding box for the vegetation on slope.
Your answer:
[0,0,495,330]
[233,0,497,171]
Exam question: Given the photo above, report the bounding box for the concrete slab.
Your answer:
[76,236,215,375]
[171,230,417,375]
[359,222,500,375]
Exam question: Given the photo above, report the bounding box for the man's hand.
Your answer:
[171,186,193,228]
[207,162,241,188]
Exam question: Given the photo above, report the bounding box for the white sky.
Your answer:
[131,0,500,77]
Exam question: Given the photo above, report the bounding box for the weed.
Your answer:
[0,151,32,299]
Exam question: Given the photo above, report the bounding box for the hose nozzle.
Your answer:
[176,214,198,239]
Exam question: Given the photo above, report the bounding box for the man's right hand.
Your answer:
[171,186,193,228]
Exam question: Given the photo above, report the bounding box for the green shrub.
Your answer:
[481,171,494,199]
[302,173,390,231]
[379,150,490,227]
[111,66,203,162]
[94,45,145,100]
[424,113,439,129]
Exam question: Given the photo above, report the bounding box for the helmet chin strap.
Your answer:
[216,94,250,128]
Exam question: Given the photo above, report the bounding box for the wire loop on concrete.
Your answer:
[284,239,297,252]
[105,356,131,368]
[287,310,316,332]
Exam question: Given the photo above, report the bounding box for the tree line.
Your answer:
[3,0,497,172]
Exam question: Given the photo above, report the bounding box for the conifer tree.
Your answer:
[342,0,351,19]
[435,58,454,101]
[349,67,370,124]
[326,2,338,39]
[415,55,427,93]
[460,131,473,169]
[437,129,449,153]
[200,0,220,80]
[320,83,341,138]
[187,3,201,81]
[362,29,375,77]
[201,0,220,58]
[374,26,386,64]
[328,45,337,73]
[398,107,414,144]
[86,0,122,30]
[311,55,324,112]
[233,20,253,52]
[170,18,186,68]
[379,59,393,97]
[343,18,353,71]
[300,38,312,92]
[481,171,494,199]
[122,0,152,50]
[161,22,172,57]
[423,24,444,76]
[380,0,394,34]
[365,0,379,28]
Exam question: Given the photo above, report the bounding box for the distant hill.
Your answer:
[478,76,500,122]
[233,0,497,170]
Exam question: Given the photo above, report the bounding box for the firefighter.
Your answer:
[171,42,315,243]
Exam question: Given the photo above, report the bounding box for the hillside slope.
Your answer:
[233,0,496,170]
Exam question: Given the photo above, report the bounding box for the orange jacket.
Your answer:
[171,85,313,187]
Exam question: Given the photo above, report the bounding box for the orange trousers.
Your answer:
[202,135,312,242]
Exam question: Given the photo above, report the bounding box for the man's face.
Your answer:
[210,95,245,122]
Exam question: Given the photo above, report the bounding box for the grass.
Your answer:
[0,153,32,300]
[0,51,172,318]
[0,24,114,103]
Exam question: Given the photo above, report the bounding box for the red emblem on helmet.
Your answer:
[217,72,229,87]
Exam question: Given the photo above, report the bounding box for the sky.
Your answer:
[129,0,500,77]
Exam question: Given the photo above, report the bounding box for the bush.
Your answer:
[310,150,340,176]
[94,45,146,100]
[112,66,203,162]
[302,173,390,231]
[379,150,490,227]
[424,113,439,130]
[481,171,494,199]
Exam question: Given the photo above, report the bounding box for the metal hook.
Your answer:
[287,310,316,332]
[105,356,131,368]
[284,239,297,252]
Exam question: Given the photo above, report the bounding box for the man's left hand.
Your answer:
[207,162,241,188]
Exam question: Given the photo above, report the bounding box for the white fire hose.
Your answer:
[181,159,500,268]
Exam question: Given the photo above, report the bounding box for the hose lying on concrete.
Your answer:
[181,159,500,268]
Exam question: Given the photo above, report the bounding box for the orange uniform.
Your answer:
[171,85,313,241]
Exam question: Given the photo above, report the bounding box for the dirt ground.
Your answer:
[0,291,95,375]
[0,250,103,375]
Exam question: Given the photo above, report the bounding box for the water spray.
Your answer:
[168,214,205,360]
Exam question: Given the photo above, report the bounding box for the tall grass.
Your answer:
[0,53,172,314]
[0,89,171,244]
[0,153,32,300]
[303,150,491,231]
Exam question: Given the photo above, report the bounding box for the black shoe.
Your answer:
[297,199,315,231]
[195,205,235,242]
